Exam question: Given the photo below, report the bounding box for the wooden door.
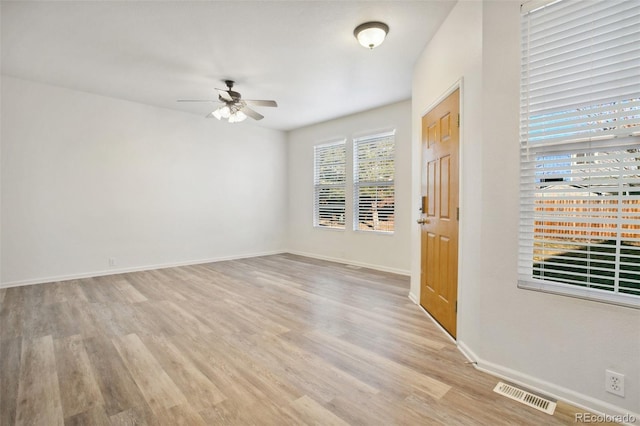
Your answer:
[419,89,459,338]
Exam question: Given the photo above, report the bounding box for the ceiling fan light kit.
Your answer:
[212,105,231,119]
[178,80,277,123]
[227,110,247,123]
[354,21,389,49]
[211,104,247,122]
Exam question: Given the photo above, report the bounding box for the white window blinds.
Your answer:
[353,132,395,233]
[519,0,640,307]
[314,141,346,229]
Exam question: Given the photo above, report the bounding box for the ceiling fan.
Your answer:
[178,80,277,122]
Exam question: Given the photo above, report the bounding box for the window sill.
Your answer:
[313,225,345,232]
[518,279,639,309]
[354,229,394,236]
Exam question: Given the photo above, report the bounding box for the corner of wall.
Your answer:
[0,72,3,286]
[412,0,640,419]
[408,291,418,305]
[285,101,412,273]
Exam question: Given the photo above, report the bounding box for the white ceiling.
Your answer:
[1,1,456,131]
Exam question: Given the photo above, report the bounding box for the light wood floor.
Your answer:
[1,253,590,425]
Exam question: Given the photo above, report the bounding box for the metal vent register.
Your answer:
[493,382,556,415]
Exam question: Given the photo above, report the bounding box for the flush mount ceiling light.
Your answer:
[354,21,389,49]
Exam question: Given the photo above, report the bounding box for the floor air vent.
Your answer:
[493,382,556,415]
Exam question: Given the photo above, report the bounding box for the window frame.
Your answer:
[353,131,396,234]
[313,140,347,230]
[518,0,640,308]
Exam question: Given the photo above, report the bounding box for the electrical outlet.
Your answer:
[605,370,625,397]
[108,257,117,267]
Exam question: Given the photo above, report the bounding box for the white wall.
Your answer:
[1,76,287,286]
[412,0,639,417]
[287,100,411,274]
[411,0,484,350]
[0,72,3,284]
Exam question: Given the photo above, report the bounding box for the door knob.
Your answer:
[417,218,430,224]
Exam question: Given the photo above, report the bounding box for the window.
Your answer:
[353,131,395,233]
[518,0,640,307]
[314,140,346,229]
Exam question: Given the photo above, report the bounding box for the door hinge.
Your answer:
[457,113,460,128]
[456,207,460,221]
[455,301,458,313]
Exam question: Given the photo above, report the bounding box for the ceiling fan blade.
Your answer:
[244,100,278,107]
[177,99,215,102]
[241,106,264,121]
[216,89,233,102]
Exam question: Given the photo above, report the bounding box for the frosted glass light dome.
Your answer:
[354,22,389,49]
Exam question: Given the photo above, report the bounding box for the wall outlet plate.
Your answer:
[605,370,625,397]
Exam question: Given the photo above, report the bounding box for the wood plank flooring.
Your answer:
[0,254,592,425]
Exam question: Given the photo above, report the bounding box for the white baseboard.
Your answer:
[3,249,638,422]
[472,355,639,422]
[285,250,410,276]
[409,295,638,422]
[456,340,480,366]
[1,250,409,289]
[0,250,285,289]
[409,294,457,345]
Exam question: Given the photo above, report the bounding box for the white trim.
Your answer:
[518,0,640,307]
[314,138,347,149]
[518,280,640,310]
[5,244,635,421]
[520,0,561,14]
[415,298,457,344]
[314,139,347,230]
[352,128,396,142]
[410,294,640,422]
[473,356,640,422]
[456,78,465,346]
[456,340,480,365]
[419,79,463,118]
[352,229,394,236]
[312,226,346,232]
[352,131,396,234]
[286,249,410,276]
[0,250,285,289]
[416,78,464,335]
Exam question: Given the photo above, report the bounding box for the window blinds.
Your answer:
[314,141,346,229]
[353,132,395,233]
[519,0,640,307]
